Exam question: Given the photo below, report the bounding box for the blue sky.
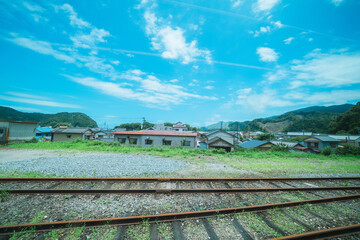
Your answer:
[1,0,360,127]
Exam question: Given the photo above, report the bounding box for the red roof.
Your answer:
[113,131,198,137]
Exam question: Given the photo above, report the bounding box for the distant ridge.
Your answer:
[204,103,355,133]
[0,106,98,128]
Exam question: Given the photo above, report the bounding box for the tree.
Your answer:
[256,133,276,141]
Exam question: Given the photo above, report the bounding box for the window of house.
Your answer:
[0,129,3,134]
[182,141,191,146]
[129,138,137,144]
[118,138,126,144]
[145,139,153,145]
[330,143,337,148]
[163,140,171,146]
[67,135,71,138]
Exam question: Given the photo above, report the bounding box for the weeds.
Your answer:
[0,188,9,202]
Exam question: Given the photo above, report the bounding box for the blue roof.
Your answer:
[239,140,268,149]
[36,127,53,133]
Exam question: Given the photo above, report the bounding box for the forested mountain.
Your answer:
[328,102,360,134]
[205,103,355,133]
[0,106,98,128]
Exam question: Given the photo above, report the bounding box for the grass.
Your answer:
[2,139,360,176]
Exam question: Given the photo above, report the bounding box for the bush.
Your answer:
[321,146,332,156]
[211,148,227,154]
[272,143,290,152]
[25,137,38,143]
[336,143,360,155]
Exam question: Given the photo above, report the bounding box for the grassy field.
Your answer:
[1,139,359,177]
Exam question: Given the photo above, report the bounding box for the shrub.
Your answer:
[211,148,227,154]
[336,143,360,155]
[272,143,290,152]
[321,146,332,156]
[25,137,38,143]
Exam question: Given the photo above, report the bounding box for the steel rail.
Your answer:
[266,223,360,240]
[0,177,359,182]
[6,186,360,194]
[0,194,359,235]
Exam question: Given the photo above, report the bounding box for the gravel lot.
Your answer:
[0,149,188,177]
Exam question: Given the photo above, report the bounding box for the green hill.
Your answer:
[328,102,360,134]
[205,103,355,133]
[0,106,98,128]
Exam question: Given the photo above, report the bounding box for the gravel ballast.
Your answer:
[0,153,188,177]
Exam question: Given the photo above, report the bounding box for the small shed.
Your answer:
[239,140,275,151]
[51,127,93,142]
[36,127,53,141]
[303,135,340,150]
[206,130,235,152]
[328,135,360,147]
[0,120,38,144]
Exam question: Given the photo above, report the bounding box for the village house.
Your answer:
[271,140,304,149]
[51,127,93,142]
[0,120,38,144]
[35,127,53,141]
[205,130,236,152]
[285,132,313,138]
[303,135,340,151]
[113,130,197,148]
[239,140,275,150]
[328,135,360,147]
[172,122,188,132]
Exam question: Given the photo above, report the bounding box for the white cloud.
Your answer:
[8,36,75,63]
[111,60,120,65]
[272,20,283,28]
[5,92,48,100]
[0,95,81,108]
[256,47,279,62]
[169,79,179,83]
[205,86,214,90]
[252,26,271,37]
[230,0,243,8]
[284,37,294,44]
[143,10,211,64]
[236,89,292,113]
[254,0,281,12]
[284,90,360,105]
[65,74,217,108]
[23,2,44,12]
[58,4,91,28]
[308,38,313,42]
[2,105,42,112]
[331,0,345,6]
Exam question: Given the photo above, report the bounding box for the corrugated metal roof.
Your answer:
[329,135,360,141]
[287,132,312,136]
[239,140,268,149]
[52,128,91,134]
[271,141,303,148]
[304,135,339,142]
[113,130,197,137]
[36,127,53,133]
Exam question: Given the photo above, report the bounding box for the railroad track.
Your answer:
[1,177,359,239]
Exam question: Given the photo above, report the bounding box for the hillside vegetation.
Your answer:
[0,106,98,128]
[329,102,360,134]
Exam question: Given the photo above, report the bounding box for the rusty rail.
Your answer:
[6,186,360,194]
[1,177,359,182]
[1,194,359,235]
[267,223,360,240]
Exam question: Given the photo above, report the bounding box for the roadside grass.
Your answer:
[2,140,360,175]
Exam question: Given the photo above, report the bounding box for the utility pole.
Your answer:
[142,117,146,130]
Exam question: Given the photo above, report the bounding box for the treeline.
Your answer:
[0,106,98,128]
[328,102,360,134]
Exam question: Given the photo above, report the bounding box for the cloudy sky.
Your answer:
[1,0,359,127]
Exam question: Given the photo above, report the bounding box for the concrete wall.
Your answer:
[114,134,196,148]
[0,122,37,142]
[52,133,83,142]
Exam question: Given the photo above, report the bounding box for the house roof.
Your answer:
[208,136,234,146]
[206,130,235,137]
[52,128,91,134]
[328,135,360,141]
[113,130,197,137]
[304,135,340,142]
[36,127,53,133]
[0,120,38,124]
[239,140,271,149]
[287,132,312,136]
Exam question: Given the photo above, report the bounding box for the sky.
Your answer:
[0,0,360,128]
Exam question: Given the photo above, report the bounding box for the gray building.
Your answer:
[303,135,340,151]
[51,127,93,142]
[113,130,197,148]
[328,135,360,147]
[0,120,38,144]
[206,130,236,152]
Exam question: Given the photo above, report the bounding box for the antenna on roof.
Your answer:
[142,117,146,130]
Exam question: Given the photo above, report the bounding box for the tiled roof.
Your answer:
[329,135,360,141]
[113,131,197,137]
[305,135,339,142]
